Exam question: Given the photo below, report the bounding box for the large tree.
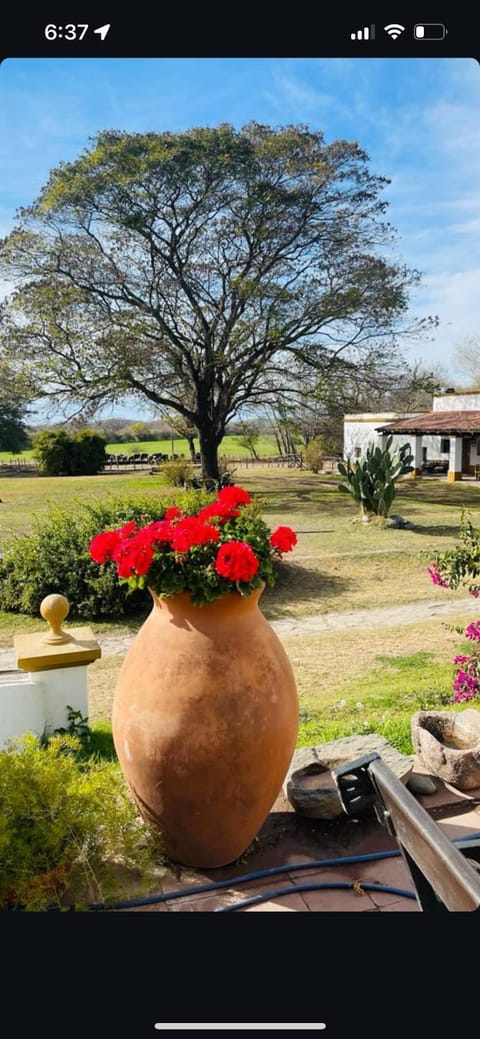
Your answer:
[1,123,433,479]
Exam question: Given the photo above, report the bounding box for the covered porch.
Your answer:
[375,411,480,482]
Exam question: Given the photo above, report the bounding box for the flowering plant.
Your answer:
[427,514,480,703]
[89,485,297,606]
[451,621,480,702]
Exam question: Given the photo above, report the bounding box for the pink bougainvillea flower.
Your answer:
[465,621,480,642]
[426,563,450,589]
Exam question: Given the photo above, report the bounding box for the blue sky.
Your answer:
[1,57,479,417]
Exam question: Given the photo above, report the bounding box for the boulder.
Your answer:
[411,709,480,790]
[284,733,414,819]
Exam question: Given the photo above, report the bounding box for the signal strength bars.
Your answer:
[350,24,375,40]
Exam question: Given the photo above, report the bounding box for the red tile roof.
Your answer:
[376,411,480,434]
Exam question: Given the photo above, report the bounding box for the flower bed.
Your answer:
[89,485,297,606]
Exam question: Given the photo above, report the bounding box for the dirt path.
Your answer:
[1,595,478,671]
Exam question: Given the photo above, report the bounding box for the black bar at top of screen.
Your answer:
[0,15,475,60]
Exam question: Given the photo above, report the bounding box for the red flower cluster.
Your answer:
[215,541,260,582]
[88,485,297,597]
[89,521,137,564]
[171,517,220,553]
[269,526,297,554]
[216,486,252,508]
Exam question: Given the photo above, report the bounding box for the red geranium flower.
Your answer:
[164,506,183,522]
[114,536,154,578]
[172,517,220,553]
[89,530,120,564]
[215,541,259,582]
[269,526,297,554]
[197,502,240,525]
[138,520,174,545]
[89,520,137,564]
[216,486,252,508]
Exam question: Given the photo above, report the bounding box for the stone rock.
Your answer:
[284,733,414,820]
[411,709,480,790]
[386,514,413,529]
[406,773,438,795]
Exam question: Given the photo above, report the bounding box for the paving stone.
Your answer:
[284,734,413,819]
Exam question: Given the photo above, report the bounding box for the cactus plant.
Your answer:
[337,436,414,518]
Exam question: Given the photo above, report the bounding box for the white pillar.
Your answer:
[0,673,46,748]
[448,436,463,481]
[409,434,423,477]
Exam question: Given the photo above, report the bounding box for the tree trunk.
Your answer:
[197,424,221,482]
[186,435,197,463]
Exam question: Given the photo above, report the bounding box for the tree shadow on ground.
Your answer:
[261,492,350,517]
[261,560,351,619]
[412,524,462,538]
[399,483,480,507]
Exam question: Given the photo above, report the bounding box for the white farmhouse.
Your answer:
[344,389,480,481]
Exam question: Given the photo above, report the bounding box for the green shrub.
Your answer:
[0,490,213,618]
[33,429,72,475]
[32,428,107,476]
[160,458,194,486]
[0,732,163,911]
[305,439,324,473]
[70,430,108,475]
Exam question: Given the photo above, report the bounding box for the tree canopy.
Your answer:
[1,122,435,478]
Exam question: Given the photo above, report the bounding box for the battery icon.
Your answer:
[414,23,447,39]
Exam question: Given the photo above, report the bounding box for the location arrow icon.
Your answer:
[93,24,111,41]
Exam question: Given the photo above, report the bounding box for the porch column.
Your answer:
[448,436,463,482]
[379,434,388,450]
[409,434,423,477]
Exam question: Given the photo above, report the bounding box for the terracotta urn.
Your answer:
[112,585,299,867]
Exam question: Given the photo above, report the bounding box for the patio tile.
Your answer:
[243,891,310,912]
[348,854,414,895]
[379,899,420,912]
[295,884,378,911]
[437,807,480,841]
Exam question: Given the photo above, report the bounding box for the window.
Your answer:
[354,446,361,458]
[441,438,450,454]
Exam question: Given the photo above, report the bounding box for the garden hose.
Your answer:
[213,881,417,912]
[86,830,480,912]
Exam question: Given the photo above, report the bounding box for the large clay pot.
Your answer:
[112,585,298,867]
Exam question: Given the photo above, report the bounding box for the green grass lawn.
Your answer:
[0,433,282,463]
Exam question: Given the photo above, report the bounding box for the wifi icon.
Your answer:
[384,23,405,39]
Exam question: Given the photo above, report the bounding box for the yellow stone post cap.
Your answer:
[14,591,101,672]
[40,594,72,645]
